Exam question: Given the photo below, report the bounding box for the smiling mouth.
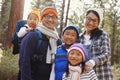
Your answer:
[70,59,76,61]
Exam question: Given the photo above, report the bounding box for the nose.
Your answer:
[71,54,76,59]
[89,20,94,25]
[31,20,35,24]
[48,17,53,21]
[67,35,72,38]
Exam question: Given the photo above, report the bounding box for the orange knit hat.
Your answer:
[28,8,40,22]
[41,7,58,20]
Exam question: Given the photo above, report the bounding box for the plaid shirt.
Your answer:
[79,31,113,80]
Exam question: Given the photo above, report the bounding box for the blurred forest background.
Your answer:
[0,0,120,80]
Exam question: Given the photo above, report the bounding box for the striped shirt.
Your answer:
[62,69,98,80]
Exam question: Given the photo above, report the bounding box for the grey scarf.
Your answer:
[36,23,59,64]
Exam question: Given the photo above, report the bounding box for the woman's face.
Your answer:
[84,12,99,32]
[62,29,78,47]
[68,49,83,66]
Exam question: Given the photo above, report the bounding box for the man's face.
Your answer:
[42,14,58,30]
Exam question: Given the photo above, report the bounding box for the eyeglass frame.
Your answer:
[85,16,98,24]
[44,14,58,20]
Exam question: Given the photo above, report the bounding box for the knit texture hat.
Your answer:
[28,8,40,22]
[62,25,79,39]
[68,43,88,62]
[41,7,58,20]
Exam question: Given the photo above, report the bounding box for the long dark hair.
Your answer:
[86,10,103,40]
[90,28,103,40]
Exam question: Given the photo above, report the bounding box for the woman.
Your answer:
[79,8,113,80]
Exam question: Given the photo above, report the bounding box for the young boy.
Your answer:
[62,43,98,80]
[52,25,80,80]
[17,8,40,37]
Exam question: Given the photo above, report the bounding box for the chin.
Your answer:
[69,63,80,66]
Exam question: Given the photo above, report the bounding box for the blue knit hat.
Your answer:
[62,25,79,39]
[68,43,88,62]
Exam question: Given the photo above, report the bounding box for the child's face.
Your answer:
[62,29,78,46]
[68,49,83,66]
[27,13,39,29]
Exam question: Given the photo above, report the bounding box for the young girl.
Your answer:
[62,43,98,80]
[17,8,40,37]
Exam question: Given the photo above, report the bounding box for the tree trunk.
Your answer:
[0,0,11,47]
[111,13,117,64]
[59,0,65,36]
[7,0,25,48]
[64,0,70,27]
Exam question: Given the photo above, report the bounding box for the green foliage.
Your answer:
[0,48,19,80]
[112,63,120,80]
[31,0,54,11]
[68,11,84,32]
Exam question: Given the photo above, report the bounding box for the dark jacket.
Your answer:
[19,31,52,80]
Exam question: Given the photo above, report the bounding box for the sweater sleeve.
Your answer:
[19,31,38,80]
[17,27,28,38]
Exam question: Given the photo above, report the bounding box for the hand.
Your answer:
[84,61,93,73]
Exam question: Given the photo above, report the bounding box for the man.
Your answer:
[19,7,59,80]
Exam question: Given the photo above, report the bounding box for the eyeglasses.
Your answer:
[85,16,98,23]
[44,15,57,20]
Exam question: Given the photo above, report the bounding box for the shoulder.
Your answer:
[57,45,62,48]
[56,45,67,56]
[27,30,38,36]
[80,69,98,79]
[102,31,109,36]
[57,44,66,51]
[56,45,63,53]
[101,30,110,39]
[22,31,39,41]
